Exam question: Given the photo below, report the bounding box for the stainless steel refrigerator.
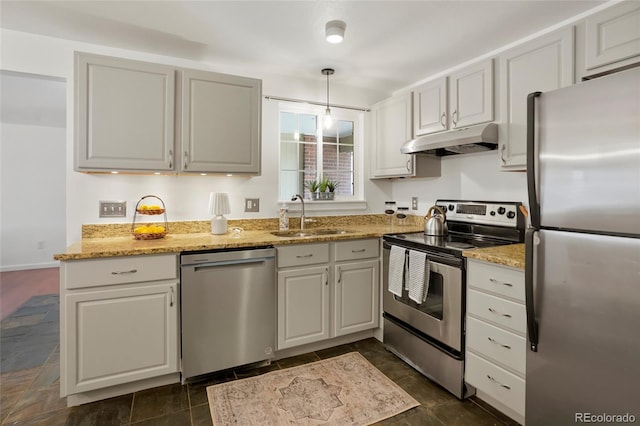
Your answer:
[525,67,640,425]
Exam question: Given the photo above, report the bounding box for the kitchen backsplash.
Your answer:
[81,214,425,238]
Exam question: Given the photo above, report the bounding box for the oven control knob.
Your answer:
[507,211,516,219]
[448,204,455,211]
[497,207,506,215]
[490,211,496,216]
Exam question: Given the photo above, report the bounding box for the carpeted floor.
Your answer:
[207,352,419,425]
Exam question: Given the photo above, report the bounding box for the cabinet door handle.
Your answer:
[337,267,342,283]
[487,375,511,390]
[440,112,446,128]
[451,109,458,128]
[406,158,411,172]
[489,277,513,287]
[184,151,189,169]
[296,254,313,258]
[170,287,174,307]
[488,337,511,349]
[111,269,137,275]
[488,307,512,318]
[169,149,173,169]
[500,144,507,164]
[324,268,328,286]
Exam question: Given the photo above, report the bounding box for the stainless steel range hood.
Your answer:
[401,123,498,156]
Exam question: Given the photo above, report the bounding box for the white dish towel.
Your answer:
[388,245,406,297]
[408,250,430,303]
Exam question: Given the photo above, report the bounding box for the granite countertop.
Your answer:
[462,244,525,269]
[54,216,423,261]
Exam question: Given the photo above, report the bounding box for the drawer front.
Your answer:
[334,239,379,262]
[467,289,526,334]
[467,260,525,302]
[465,352,525,417]
[466,317,526,375]
[64,254,178,289]
[277,243,329,268]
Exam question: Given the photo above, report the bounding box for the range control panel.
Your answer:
[434,200,524,228]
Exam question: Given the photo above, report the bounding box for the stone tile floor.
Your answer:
[1,295,518,425]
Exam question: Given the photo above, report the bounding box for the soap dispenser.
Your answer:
[279,203,289,230]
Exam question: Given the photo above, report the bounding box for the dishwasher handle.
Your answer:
[189,257,273,271]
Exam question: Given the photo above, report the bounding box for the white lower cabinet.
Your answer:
[60,254,179,400]
[465,259,526,424]
[276,239,380,350]
[277,265,330,349]
[334,260,379,337]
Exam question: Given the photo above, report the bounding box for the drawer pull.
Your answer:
[488,307,512,318]
[111,269,138,275]
[487,375,511,390]
[489,278,513,287]
[488,337,512,349]
[351,249,366,253]
[296,254,314,258]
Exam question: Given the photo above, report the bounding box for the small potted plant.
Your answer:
[304,180,320,200]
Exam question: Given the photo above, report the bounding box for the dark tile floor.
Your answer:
[1,295,518,425]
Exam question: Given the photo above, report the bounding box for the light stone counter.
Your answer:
[462,243,525,269]
[54,215,424,261]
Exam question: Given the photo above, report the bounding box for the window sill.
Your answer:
[281,199,368,213]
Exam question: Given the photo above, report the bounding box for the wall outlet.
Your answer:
[411,197,419,210]
[245,198,260,212]
[99,201,127,217]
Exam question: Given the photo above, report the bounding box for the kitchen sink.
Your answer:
[270,229,351,238]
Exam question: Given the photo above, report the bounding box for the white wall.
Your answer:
[1,29,391,244]
[390,151,528,215]
[1,70,67,270]
[1,123,66,270]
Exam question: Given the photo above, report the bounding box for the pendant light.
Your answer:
[322,68,335,129]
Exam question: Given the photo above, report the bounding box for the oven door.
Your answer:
[382,242,463,353]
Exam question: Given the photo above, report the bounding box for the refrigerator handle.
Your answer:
[525,228,539,352]
[527,91,542,229]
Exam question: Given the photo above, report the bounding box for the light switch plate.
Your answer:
[245,198,260,212]
[100,201,127,217]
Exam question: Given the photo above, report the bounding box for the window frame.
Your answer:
[278,102,365,206]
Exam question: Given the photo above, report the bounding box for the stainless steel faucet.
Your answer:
[291,194,306,229]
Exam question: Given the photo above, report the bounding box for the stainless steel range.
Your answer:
[383,199,525,399]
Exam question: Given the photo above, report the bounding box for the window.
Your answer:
[279,104,361,201]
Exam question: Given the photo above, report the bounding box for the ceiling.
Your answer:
[1,1,605,95]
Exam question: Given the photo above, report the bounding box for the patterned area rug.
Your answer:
[207,352,419,425]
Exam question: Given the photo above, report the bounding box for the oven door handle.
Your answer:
[383,241,463,268]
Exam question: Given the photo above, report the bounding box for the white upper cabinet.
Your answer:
[499,27,574,169]
[584,1,640,75]
[181,69,261,174]
[370,93,414,178]
[74,52,262,174]
[413,59,493,138]
[75,53,176,171]
[413,77,448,136]
[371,92,441,179]
[449,59,494,128]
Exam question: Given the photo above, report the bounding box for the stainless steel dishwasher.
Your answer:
[180,247,276,380]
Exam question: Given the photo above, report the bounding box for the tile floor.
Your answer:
[1,294,518,425]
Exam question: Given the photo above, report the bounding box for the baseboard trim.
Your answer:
[0,261,60,272]
[66,373,181,407]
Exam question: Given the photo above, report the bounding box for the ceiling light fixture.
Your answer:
[322,68,335,129]
[325,20,346,44]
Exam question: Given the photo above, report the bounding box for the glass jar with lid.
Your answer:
[396,207,410,226]
[384,201,397,224]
